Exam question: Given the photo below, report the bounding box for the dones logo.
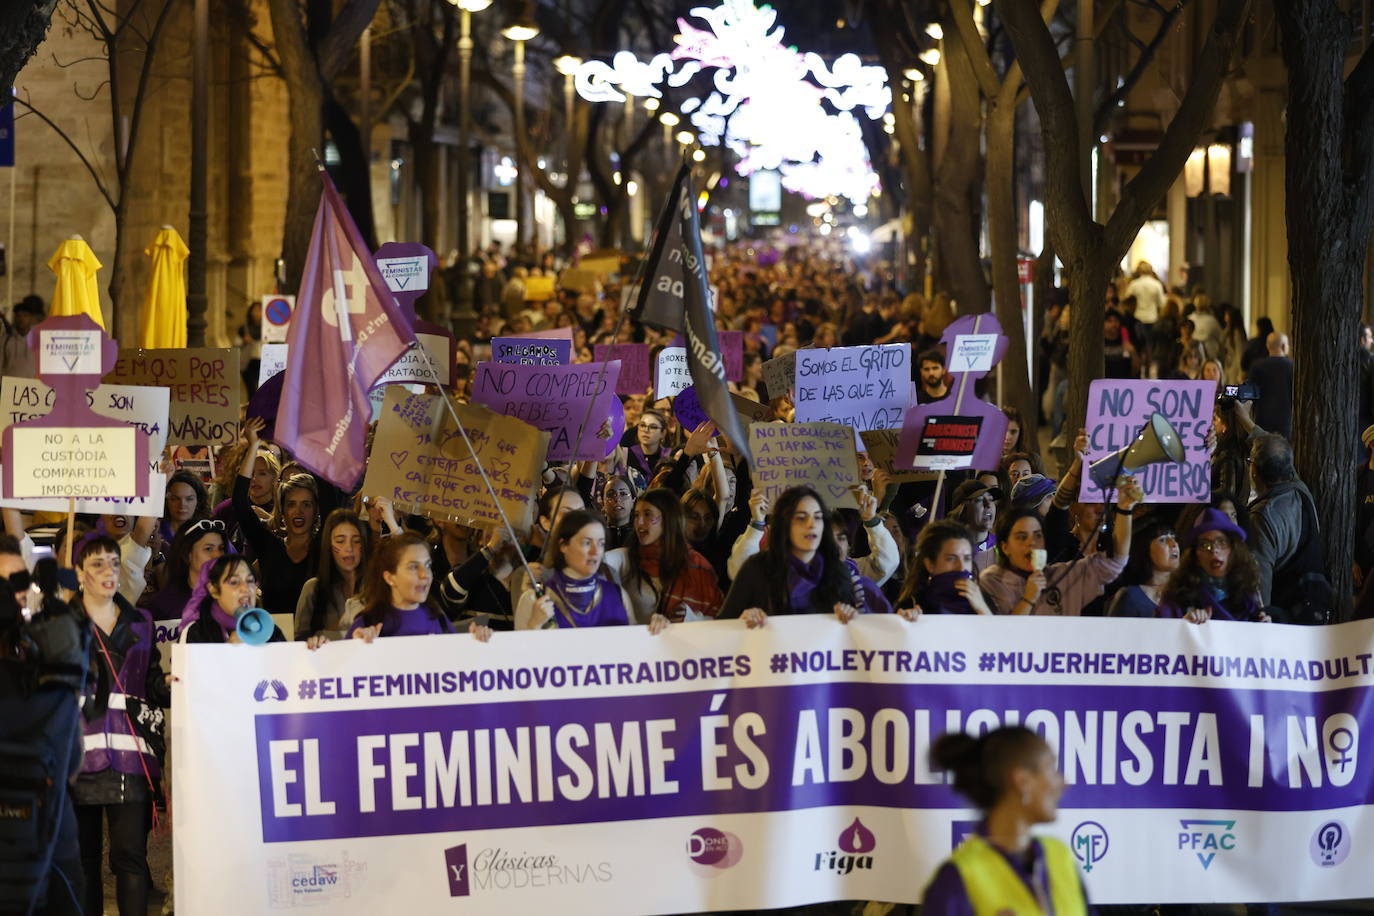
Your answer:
[444,844,469,897]
[1178,819,1236,870]
[687,828,743,876]
[1071,821,1109,872]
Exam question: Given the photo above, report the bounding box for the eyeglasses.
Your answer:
[1196,538,1230,553]
[638,423,664,432]
[184,519,226,536]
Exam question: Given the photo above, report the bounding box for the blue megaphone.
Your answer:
[235,607,275,645]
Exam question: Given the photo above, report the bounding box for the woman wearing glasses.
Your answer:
[1156,508,1271,623]
[628,408,673,480]
[234,417,322,614]
[140,517,226,622]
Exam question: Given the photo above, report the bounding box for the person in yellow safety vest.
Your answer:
[921,725,1092,916]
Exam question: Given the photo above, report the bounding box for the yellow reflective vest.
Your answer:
[947,834,1087,916]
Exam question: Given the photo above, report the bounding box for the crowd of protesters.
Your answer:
[2,240,1361,916]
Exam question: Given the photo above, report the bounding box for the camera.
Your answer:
[1222,381,1259,400]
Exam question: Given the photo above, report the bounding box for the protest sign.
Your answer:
[750,421,860,509]
[949,333,999,373]
[579,255,620,276]
[673,331,743,382]
[108,347,241,446]
[361,388,545,532]
[672,386,711,435]
[372,331,456,387]
[859,428,938,483]
[559,268,599,293]
[0,377,169,515]
[1079,378,1217,503]
[471,360,624,462]
[593,343,650,395]
[794,344,909,431]
[761,350,796,399]
[259,343,288,386]
[655,346,691,398]
[909,415,985,470]
[172,445,214,483]
[493,336,572,366]
[173,615,1374,913]
[523,276,556,301]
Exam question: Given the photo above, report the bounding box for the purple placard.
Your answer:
[794,344,910,431]
[492,336,571,366]
[672,331,743,381]
[373,242,437,326]
[593,344,651,396]
[251,678,1372,843]
[1079,378,1217,504]
[471,360,624,462]
[896,313,1008,473]
[673,386,711,435]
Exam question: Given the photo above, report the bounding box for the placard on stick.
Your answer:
[656,347,691,399]
[470,360,624,462]
[1079,379,1216,503]
[106,347,241,447]
[859,429,937,483]
[361,388,546,532]
[794,344,910,432]
[749,421,860,510]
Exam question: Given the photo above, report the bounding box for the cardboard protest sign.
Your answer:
[579,255,620,276]
[372,330,456,387]
[0,377,170,515]
[523,276,556,301]
[559,268,599,293]
[761,351,796,399]
[794,344,909,431]
[107,347,240,447]
[896,313,1009,474]
[471,360,624,462]
[750,421,860,510]
[673,386,711,435]
[594,344,650,395]
[493,336,571,366]
[656,346,691,398]
[4,315,148,502]
[859,428,938,483]
[361,388,546,532]
[1079,379,1216,503]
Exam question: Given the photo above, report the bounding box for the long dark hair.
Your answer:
[930,726,1047,812]
[1164,528,1262,617]
[1120,518,1177,587]
[309,510,371,633]
[899,519,976,605]
[624,489,688,606]
[764,487,849,614]
[166,519,226,591]
[165,470,210,523]
[358,532,444,628]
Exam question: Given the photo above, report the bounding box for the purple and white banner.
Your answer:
[172,617,1374,913]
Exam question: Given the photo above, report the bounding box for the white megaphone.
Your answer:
[235,607,275,645]
[1087,411,1186,489]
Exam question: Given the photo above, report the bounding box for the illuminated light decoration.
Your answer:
[660,111,681,127]
[676,130,696,145]
[692,148,706,161]
[627,180,639,196]
[853,203,868,217]
[494,156,517,186]
[571,0,889,203]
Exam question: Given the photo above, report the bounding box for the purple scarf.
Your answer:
[548,569,629,628]
[917,570,978,614]
[177,547,241,638]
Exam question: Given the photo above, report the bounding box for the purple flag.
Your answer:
[277,171,415,489]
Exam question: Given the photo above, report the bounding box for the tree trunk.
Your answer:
[268,0,327,293]
[986,98,1037,441]
[932,22,990,315]
[1276,0,1374,615]
[1064,252,1109,440]
[0,0,57,98]
[323,94,376,249]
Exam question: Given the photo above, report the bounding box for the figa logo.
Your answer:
[814,818,877,875]
[1178,819,1236,869]
[1070,821,1109,872]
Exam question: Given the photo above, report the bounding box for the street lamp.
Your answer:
[502,3,540,251]
[659,110,680,147]
[446,0,491,336]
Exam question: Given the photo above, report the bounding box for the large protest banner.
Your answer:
[107,347,240,446]
[794,345,909,432]
[1079,379,1217,503]
[175,616,1374,914]
[471,360,623,462]
[360,388,546,532]
[0,377,169,515]
[751,421,861,510]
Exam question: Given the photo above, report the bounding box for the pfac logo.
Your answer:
[1310,820,1351,867]
[1070,821,1109,872]
[687,827,744,876]
[1178,819,1236,870]
[814,818,877,875]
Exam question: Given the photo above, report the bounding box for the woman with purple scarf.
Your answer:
[516,510,670,633]
[897,519,995,615]
[178,554,287,644]
[1156,508,1272,623]
[718,486,900,627]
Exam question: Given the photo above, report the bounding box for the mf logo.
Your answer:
[443,844,469,897]
[1070,821,1109,873]
[1178,819,1236,870]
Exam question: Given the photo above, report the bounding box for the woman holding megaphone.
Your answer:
[179,555,286,644]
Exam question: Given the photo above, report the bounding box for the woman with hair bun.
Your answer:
[922,726,1091,914]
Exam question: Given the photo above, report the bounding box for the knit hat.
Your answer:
[1181,507,1247,547]
[1010,474,1056,509]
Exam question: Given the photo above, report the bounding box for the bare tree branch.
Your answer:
[317,0,382,82]
[1093,0,1189,138]
[12,94,116,210]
